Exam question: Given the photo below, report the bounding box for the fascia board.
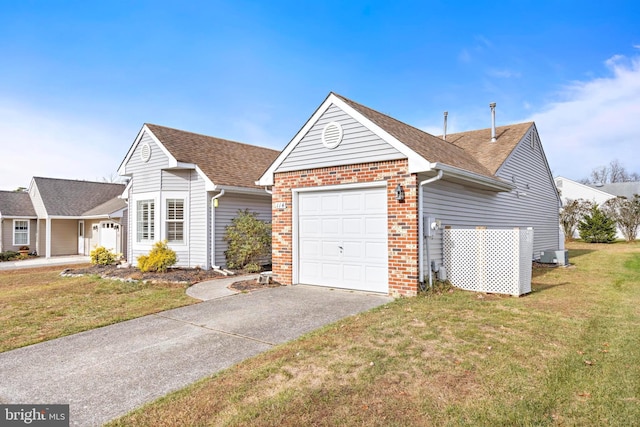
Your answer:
[117,124,179,175]
[434,163,514,192]
[257,93,432,186]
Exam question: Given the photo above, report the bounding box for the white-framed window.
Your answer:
[166,199,184,243]
[13,219,29,246]
[136,199,155,242]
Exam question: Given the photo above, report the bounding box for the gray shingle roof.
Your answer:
[82,197,127,217]
[589,182,640,199]
[0,191,36,217]
[145,124,280,189]
[333,93,532,178]
[33,177,126,217]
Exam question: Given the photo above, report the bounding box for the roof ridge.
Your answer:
[445,121,534,137]
[145,123,279,152]
[33,176,125,186]
[332,92,466,150]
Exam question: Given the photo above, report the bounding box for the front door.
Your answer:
[78,221,85,255]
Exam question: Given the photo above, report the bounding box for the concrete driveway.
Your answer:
[0,285,391,426]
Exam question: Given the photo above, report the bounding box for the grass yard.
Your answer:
[0,265,197,353]
[109,241,640,426]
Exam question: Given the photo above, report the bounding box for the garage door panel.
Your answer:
[365,217,387,236]
[365,191,387,213]
[298,187,388,293]
[342,218,362,236]
[300,218,321,236]
[342,193,363,213]
[320,194,341,213]
[321,263,341,280]
[321,241,341,257]
[300,195,320,213]
[321,218,340,235]
[365,241,387,259]
[299,239,319,257]
[342,240,363,259]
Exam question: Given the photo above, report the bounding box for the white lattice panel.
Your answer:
[443,228,533,296]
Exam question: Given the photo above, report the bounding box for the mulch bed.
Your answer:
[64,265,282,291]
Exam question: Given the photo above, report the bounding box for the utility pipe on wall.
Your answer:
[210,190,225,269]
[418,169,443,290]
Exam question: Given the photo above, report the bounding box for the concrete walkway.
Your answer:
[186,274,260,300]
[0,284,392,426]
[0,255,90,270]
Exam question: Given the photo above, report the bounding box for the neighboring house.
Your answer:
[554,176,640,239]
[0,178,127,257]
[0,191,38,253]
[258,92,561,297]
[117,124,280,269]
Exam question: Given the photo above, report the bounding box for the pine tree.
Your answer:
[578,205,617,243]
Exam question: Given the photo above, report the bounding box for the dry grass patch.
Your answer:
[110,241,640,426]
[0,265,197,352]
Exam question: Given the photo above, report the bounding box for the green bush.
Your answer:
[90,246,118,265]
[578,205,617,243]
[137,240,177,272]
[224,209,271,270]
[0,251,19,262]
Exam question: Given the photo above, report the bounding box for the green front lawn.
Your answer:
[0,265,197,353]
[109,241,640,426]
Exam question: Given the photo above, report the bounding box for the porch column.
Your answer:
[45,217,52,258]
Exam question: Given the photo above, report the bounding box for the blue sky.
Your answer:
[1,1,639,190]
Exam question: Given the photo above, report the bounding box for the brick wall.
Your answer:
[272,159,419,297]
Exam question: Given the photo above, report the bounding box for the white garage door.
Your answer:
[298,187,388,293]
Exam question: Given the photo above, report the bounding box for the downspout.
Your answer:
[418,169,443,290]
[210,190,225,269]
[263,186,273,195]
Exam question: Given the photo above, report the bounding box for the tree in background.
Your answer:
[580,159,640,184]
[603,195,640,242]
[560,198,593,240]
[578,205,617,243]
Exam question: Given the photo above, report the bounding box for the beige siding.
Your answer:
[0,219,37,252]
[51,219,78,256]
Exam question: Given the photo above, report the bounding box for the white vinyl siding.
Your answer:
[277,104,405,172]
[13,219,29,246]
[166,199,184,243]
[126,133,171,194]
[422,127,560,268]
[136,200,155,242]
[188,173,208,268]
[213,193,272,268]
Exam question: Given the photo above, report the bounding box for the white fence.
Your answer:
[442,228,534,296]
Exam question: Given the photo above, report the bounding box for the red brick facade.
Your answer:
[272,159,419,297]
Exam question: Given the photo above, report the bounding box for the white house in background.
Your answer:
[554,176,616,206]
[117,123,280,269]
[554,176,640,239]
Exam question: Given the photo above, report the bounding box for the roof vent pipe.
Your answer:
[489,102,497,142]
[442,111,448,141]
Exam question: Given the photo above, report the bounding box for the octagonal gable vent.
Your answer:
[140,142,151,163]
[322,121,343,149]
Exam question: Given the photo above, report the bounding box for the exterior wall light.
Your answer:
[395,183,405,201]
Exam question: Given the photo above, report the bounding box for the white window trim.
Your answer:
[161,192,189,247]
[13,219,30,246]
[132,192,159,250]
